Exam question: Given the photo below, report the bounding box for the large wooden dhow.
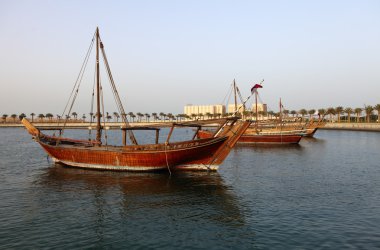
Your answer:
[22,28,250,171]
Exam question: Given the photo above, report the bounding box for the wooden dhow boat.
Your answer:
[198,81,303,145]
[22,28,250,171]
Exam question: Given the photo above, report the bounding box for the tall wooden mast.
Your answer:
[233,79,237,114]
[255,90,258,130]
[96,27,102,143]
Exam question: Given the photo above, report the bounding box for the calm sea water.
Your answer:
[0,128,379,249]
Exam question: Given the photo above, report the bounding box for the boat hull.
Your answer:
[237,134,302,144]
[39,137,227,172]
[197,129,302,145]
[22,118,251,172]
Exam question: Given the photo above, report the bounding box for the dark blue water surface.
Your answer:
[0,128,379,249]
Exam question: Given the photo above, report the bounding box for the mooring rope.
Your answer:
[164,142,172,176]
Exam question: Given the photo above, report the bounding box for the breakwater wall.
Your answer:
[2,121,380,132]
[0,122,172,129]
[322,123,380,132]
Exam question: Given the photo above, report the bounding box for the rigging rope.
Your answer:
[220,82,233,106]
[100,81,108,145]
[164,142,172,175]
[58,32,96,138]
[99,38,138,145]
[88,63,97,140]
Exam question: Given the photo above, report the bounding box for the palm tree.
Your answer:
[354,108,362,123]
[127,112,134,121]
[191,113,197,120]
[159,112,166,121]
[308,109,316,121]
[136,112,144,122]
[38,113,45,121]
[374,104,380,123]
[283,109,289,118]
[298,109,307,122]
[121,112,126,121]
[2,114,8,123]
[344,107,353,123]
[318,109,326,120]
[113,112,120,122]
[167,113,175,121]
[335,106,344,123]
[71,112,78,120]
[364,105,374,123]
[144,113,150,122]
[11,114,17,123]
[89,112,94,122]
[267,111,275,120]
[106,114,112,122]
[327,107,336,122]
[290,110,297,118]
[19,113,26,121]
[30,113,35,122]
[198,113,204,120]
[46,113,54,122]
[131,114,136,122]
[205,112,212,119]
[152,113,158,121]
[82,114,86,121]
[242,110,251,119]
[95,112,102,120]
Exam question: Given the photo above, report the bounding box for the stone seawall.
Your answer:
[322,123,380,132]
[0,122,173,129]
[2,121,380,132]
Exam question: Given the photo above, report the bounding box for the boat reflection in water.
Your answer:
[35,165,256,243]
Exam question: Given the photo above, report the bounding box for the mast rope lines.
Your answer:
[98,35,137,145]
[164,142,172,175]
[57,31,96,142]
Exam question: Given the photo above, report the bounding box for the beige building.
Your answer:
[251,103,267,113]
[227,104,245,114]
[184,104,226,116]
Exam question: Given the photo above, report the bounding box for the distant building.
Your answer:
[227,104,245,114]
[184,104,226,117]
[251,103,267,113]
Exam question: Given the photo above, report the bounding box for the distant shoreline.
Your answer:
[321,123,380,132]
[1,121,380,132]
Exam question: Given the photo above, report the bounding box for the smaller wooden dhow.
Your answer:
[22,28,251,171]
[197,126,303,145]
[198,80,304,145]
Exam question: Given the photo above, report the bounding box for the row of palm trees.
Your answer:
[2,104,380,124]
[284,104,380,123]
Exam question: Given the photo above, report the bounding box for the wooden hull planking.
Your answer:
[237,134,302,144]
[197,128,302,145]
[38,137,227,171]
[23,118,251,171]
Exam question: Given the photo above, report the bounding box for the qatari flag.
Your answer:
[251,83,263,94]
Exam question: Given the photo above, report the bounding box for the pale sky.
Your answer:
[1,0,379,116]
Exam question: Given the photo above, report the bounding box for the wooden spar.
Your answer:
[233,79,237,114]
[155,130,159,144]
[192,127,201,140]
[98,36,138,145]
[121,127,160,145]
[122,129,126,146]
[279,98,282,133]
[255,90,258,130]
[96,27,101,143]
[165,125,175,144]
